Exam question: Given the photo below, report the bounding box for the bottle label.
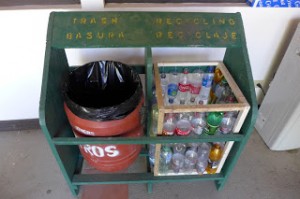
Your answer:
[175,127,191,136]
[198,99,208,105]
[202,75,211,86]
[208,160,219,169]
[220,126,231,134]
[162,129,174,136]
[190,84,201,94]
[178,83,190,92]
[167,83,178,97]
[161,148,172,164]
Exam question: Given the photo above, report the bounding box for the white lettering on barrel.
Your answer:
[83,144,93,156]
[105,146,119,157]
[83,145,120,158]
[74,126,95,136]
[92,146,105,157]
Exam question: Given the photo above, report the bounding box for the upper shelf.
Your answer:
[48,12,245,48]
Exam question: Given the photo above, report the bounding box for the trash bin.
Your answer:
[63,61,144,172]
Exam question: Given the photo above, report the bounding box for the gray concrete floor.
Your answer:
[0,129,299,199]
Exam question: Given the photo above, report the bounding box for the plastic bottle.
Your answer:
[172,143,187,154]
[196,155,208,175]
[160,145,172,167]
[160,73,168,98]
[162,113,177,136]
[196,85,211,105]
[178,68,190,105]
[196,67,215,105]
[204,66,215,88]
[223,90,237,104]
[191,112,207,135]
[171,153,185,173]
[184,148,198,172]
[219,111,236,134]
[189,69,203,104]
[206,142,224,174]
[216,83,231,104]
[148,144,156,171]
[197,143,211,174]
[204,112,224,135]
[167,72,179,105]
[224,90,237,104]
[212,67,224,91]
[197,142,211,159]
[211,78,228,104]
[175,113,192,136]
[158,145,172,173]
[151,87,158,136]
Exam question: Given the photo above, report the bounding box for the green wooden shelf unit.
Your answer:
[39,11,258,197]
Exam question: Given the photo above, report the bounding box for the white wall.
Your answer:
[0,5,299,120]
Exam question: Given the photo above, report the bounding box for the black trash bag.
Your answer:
[63,61,143,121]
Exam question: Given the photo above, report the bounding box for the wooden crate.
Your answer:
[153,62,250,176]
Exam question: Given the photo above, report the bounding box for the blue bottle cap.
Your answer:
[169,98,174,104]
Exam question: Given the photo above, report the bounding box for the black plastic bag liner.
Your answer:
[63,61,143,121]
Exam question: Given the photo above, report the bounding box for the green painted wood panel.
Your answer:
[52,134,244,145]
[72,173,224,185]
[49,12,243,48]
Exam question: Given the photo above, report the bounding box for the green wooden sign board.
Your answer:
[49,12,244,48]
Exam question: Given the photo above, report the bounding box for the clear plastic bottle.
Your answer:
[196,155,208,175]
[172,143,187,154]
[223,90,237,104]
[219,111,236,134]
[216,83,231,104]
[197,142,211,159]
[167,72,179,105]
[151,86,158,136]
[197,85,211,105]
[178,68,190,105]
[196,66,215,105]
[160,73,168,98]
[162,113,177,136]
[191,112,207,135]
[160,145,172,165]
[159,145,173,173]
[211,78,228,104]
[189,69,203,104]
[148,144,156,171]
[175,113,192,136]
[171,153,185,173]
[197,142,211,174]
[184,148,198,172]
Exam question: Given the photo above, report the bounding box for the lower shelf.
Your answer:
[72,172,225,185]
[72,155,225,187]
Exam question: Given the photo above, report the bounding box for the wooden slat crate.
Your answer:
[153,62,250,176]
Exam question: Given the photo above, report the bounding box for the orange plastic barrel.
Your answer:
[63,61,144,172]
[64,98,144,172]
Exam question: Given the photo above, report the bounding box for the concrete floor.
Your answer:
[0,129,299,199]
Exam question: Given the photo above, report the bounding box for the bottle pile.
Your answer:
[161,111,237,136]
[160,66,237,106]
[155,142,225,174]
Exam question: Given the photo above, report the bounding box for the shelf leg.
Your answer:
[70,185,80,197]
[147,183,153,194]
[215,180,225,191]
